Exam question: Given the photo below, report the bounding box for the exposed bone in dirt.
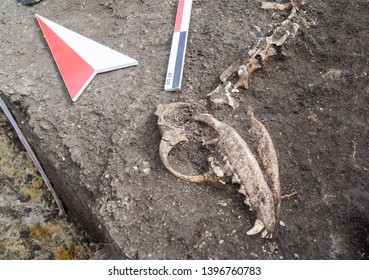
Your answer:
[247,109,281,221]
[156,103,282,238]
[207,82,239,110]
[209,0,301,108]
[155,102,221,186]
[261,2,292,11]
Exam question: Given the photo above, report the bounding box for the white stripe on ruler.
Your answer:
[165,32,180,90]
[181,0,192,31]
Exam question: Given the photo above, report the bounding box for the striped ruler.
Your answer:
[164,0,193,91]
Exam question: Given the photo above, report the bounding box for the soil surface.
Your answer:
[0,0,368,259]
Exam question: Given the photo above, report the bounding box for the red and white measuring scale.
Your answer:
[35,14,138,102]
[165,0,193,91]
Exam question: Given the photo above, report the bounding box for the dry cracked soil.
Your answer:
[0,0,368,259]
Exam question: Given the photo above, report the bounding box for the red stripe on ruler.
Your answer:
[174,0,185,32]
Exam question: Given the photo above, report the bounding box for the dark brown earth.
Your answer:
[0,0,368,259]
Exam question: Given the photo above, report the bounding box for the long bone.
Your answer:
[194,114,276,237]
[248,110,281,222]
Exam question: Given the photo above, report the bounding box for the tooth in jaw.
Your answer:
[246,218,265,236]
[246,219,267,235]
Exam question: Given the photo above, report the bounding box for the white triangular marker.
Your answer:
[36,14,138,101]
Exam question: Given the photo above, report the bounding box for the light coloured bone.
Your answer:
[261,1,292,11]
[208,82,239,109]
[292,22,300,35]
[220,60,241,82]
[261,229,271,238]
[234,57,262,89]
[156,104,281,238]
[207,84,225,104]
[232,173,241,184]
[266,31,291,46]
[266,22,300,46]
[235,19,300,89]
[248,109,281,221]
[259,45,278,61]
[246,218,265,235]
[209,157,225,178]
[194,114,276,237]
[208,0,301,96]
[155,103,221,186]
[234,45,278,90]
[288,1,299,20]
[224,82,239,109]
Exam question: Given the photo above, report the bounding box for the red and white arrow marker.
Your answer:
[164,0,193,91]
[36,14,138,101]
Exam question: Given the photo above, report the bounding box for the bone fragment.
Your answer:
[261,2,292,11]
[208,0,301,99]
[267,21,300,46]
[194,114,276,236]
[261,1,299,19]
[156,104,280,238]
[234,57,262,89]
[220,60,241,82]
[266,31,291,46]
[155,103,220,186]
[246,218,265,235]
[208,82,239,109]
[235,19,299,89]
[248,109,281,220]
[259,45,278,61]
